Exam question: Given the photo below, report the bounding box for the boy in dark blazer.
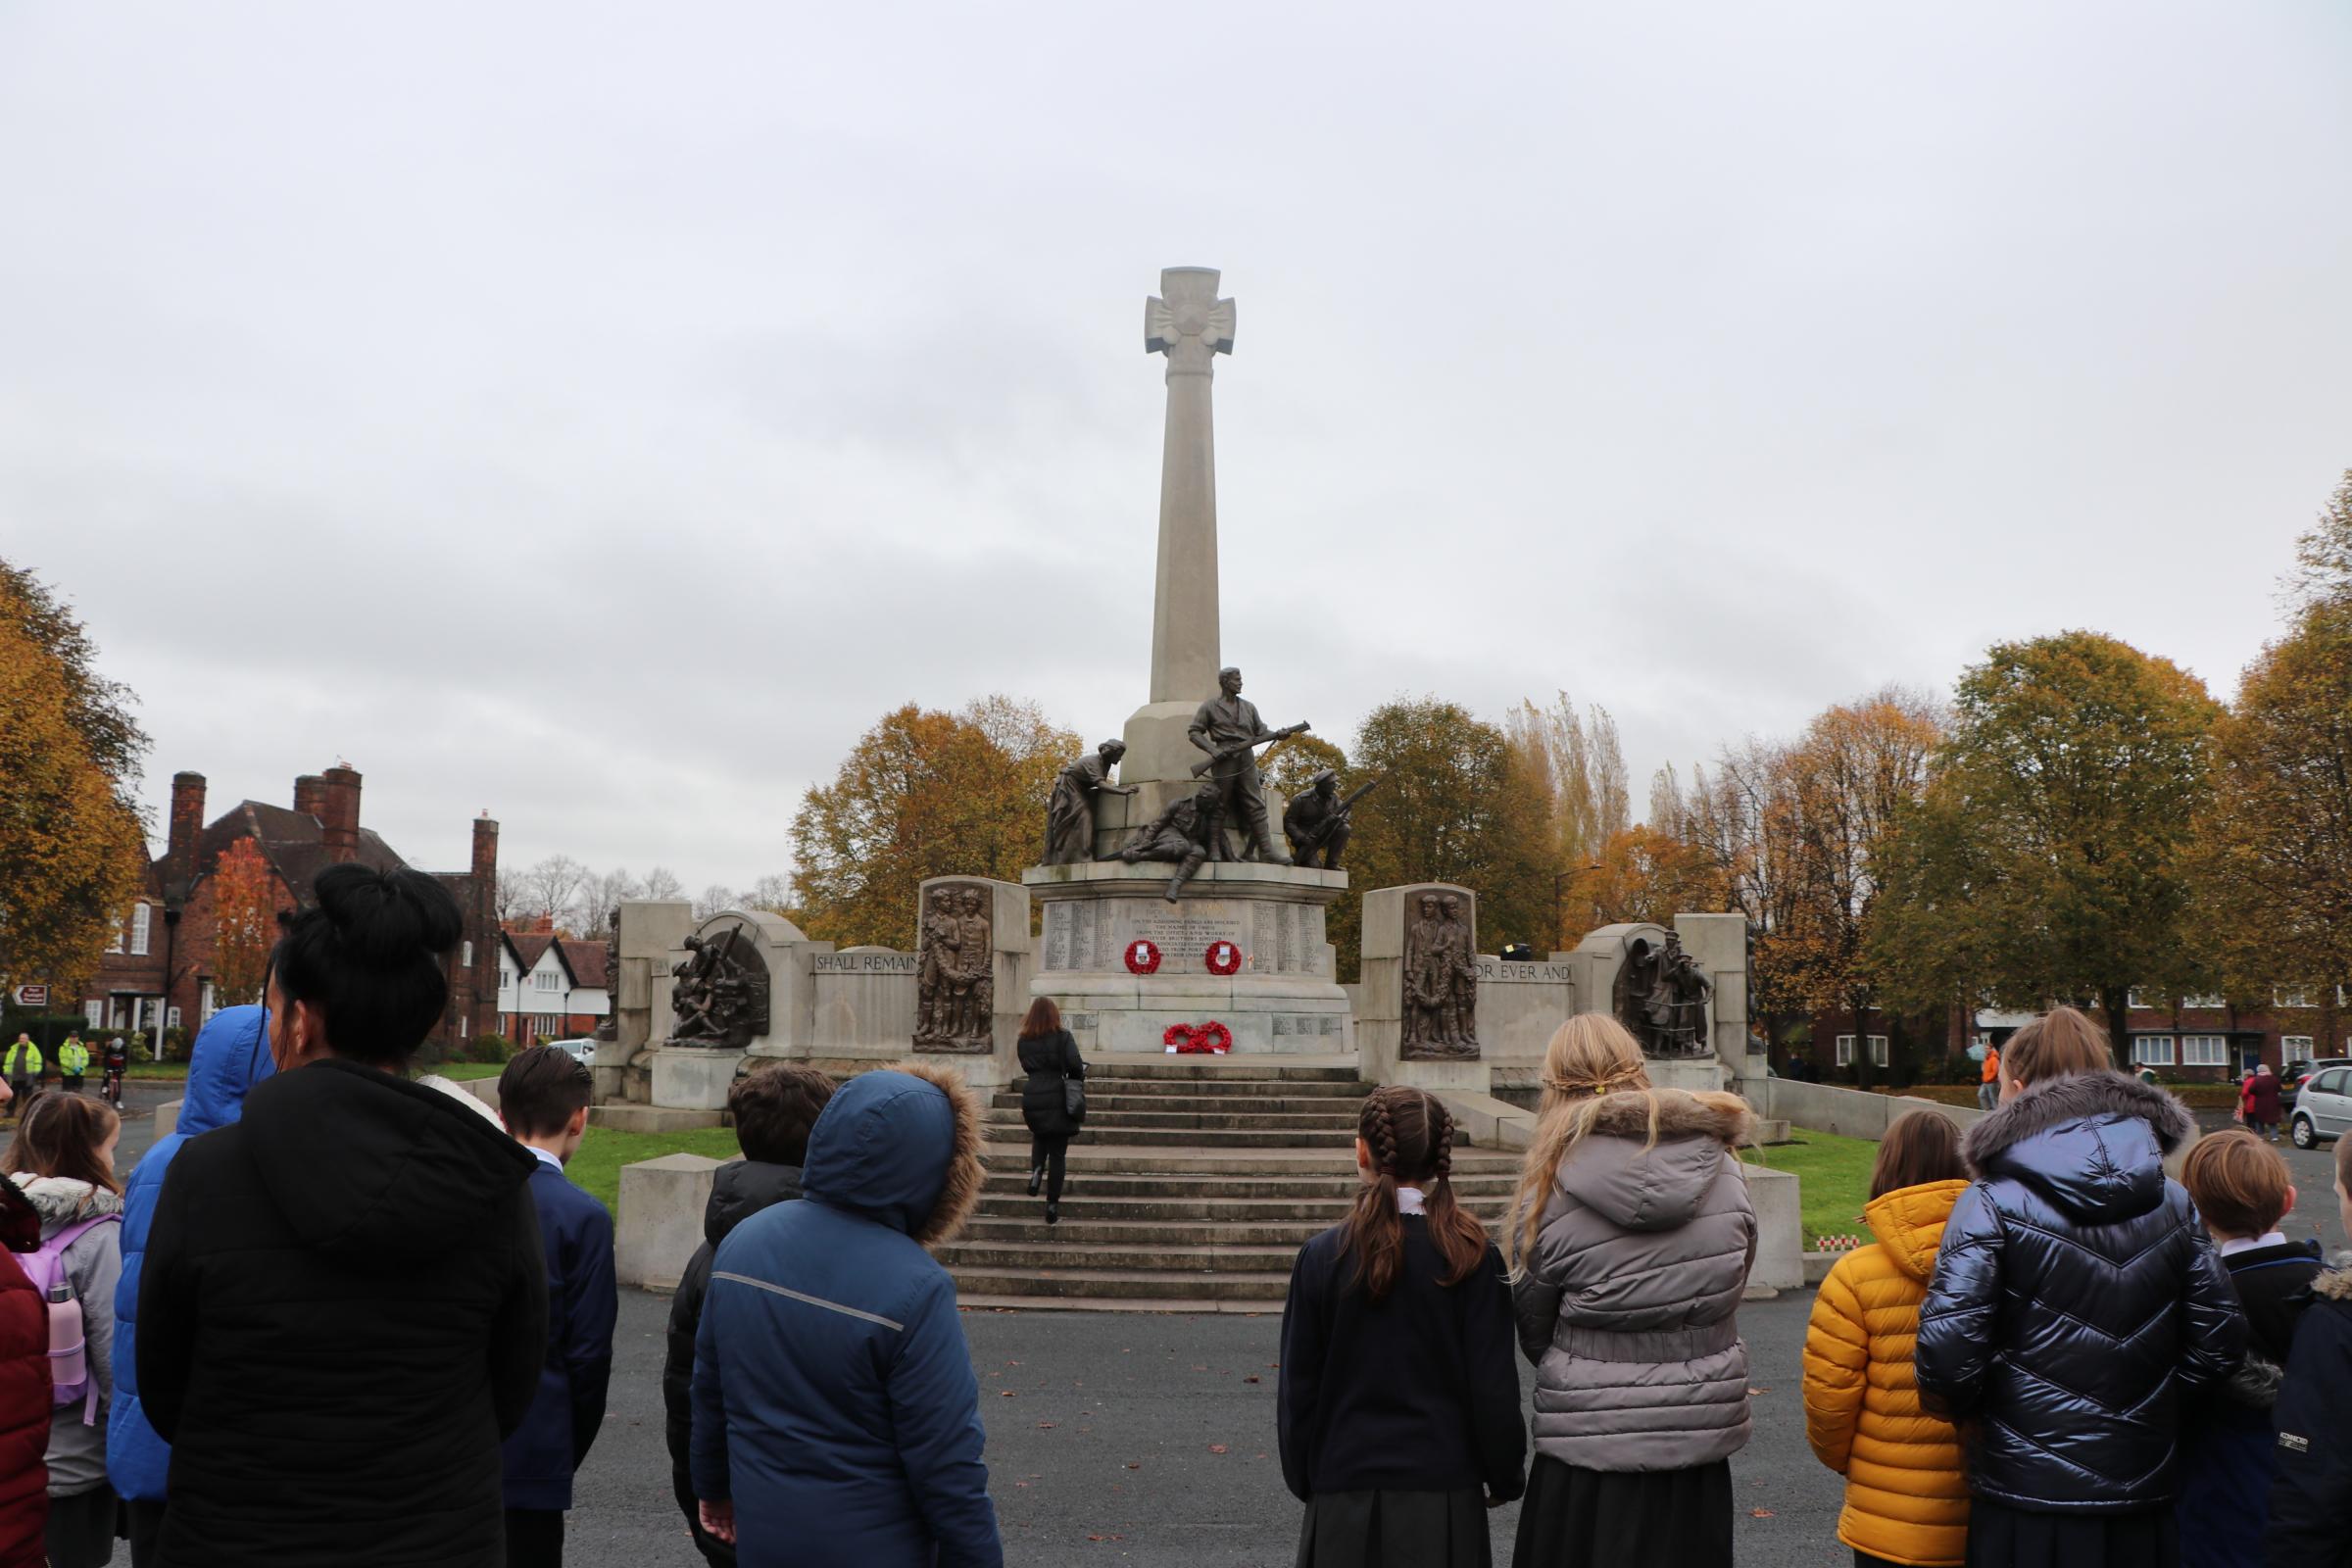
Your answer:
[497,1046,618,1568]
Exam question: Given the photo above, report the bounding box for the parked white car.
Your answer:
[2289,1063,2352,1149]
[543,1038,598,1066]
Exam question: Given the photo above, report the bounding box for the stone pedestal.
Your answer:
[650,1046,741,1110]
[614,1152,725,1289]
[1024,860,1349,1055]
[1358,883,1490,1094]
[597,898,692,1103]
[910,876,1032,1093]
[809,947,921,1063]
[1646,1056,1730,1095]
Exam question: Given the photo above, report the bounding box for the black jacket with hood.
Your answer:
[1915,1071,2242,1513]
[2268,1255,2352,1566]
[663,1158,805,1565]
[138,1057,547,1567]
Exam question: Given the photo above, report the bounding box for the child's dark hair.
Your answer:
[1341,1085,1488,1302]
[271,864,464,1066]
[498,1045,593,1141]
[3,1092,122,1197]
[729,1062,835,1166]
[1869,1110,1968,1200]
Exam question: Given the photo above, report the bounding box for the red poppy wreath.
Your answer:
[1203,940,1242,976]
[1125,939,1162,975]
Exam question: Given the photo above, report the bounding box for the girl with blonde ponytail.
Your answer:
[1506,1014,1758,1568]
[1279,1086,1525,1566]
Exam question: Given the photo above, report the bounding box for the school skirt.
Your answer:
[1963,1498,2178,1568]
[1509,1454,1733,1568]
[1297,1485,1492,1568]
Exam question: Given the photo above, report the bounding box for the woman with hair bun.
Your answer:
[136,864,549,1567]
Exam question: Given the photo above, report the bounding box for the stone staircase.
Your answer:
[945,1055,1523,1312]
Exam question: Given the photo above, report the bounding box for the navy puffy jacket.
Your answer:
[691,1063,1000,1567]
[1916,1071,2242,1512]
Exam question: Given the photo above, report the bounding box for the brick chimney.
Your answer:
[293,774,327,819]
[320,765,363,862]
[166,772,207,896]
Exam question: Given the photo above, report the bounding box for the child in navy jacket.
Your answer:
[497,1046,618,1568]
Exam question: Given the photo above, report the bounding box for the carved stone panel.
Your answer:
[667,921,770,1051]
[913,880,996,1054]
[1400,889,1480,1059]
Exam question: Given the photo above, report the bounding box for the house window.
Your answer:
[460,1014,469,1038]
[462,941,474,969]
[501,968,515,990]
[2285,1036,2317,1064]
[2182,994,2226,1009]
[1835,1035,1890,1067]
[2127,988,2150,1009]
[2276,987,2314,1009]
[2181,1035,2229,1066]
[129,904,152,957]
[84,1001,103,1027]
[108,914,125,955]
[534,971,561,993]
[199,982,216,1023]
[2133,1035,2176,1066]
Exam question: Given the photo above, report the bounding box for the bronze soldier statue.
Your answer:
[1118,783,1227,902]
[1283,770,1379,869]
[1045,739,1138,865]
[1187,667,1308,863]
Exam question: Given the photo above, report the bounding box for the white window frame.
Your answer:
[108,914,125,955]
[129,903,152,957]
[534,970,561,993]
[2276,987,2314,1009]
[459,1014,469,1038]
[2127,988,2151,1009]
[2181,1034,2229,1066]
[2284,1035,2317,1064]
[83,1001,103,1028]
[2182,994,2226,1009]
[1835,1034,1889,1067]
[1836,1034,1854,1066]
[462,940,474,969]
[199,982,216,1023]
[2134,1035,2177,1066]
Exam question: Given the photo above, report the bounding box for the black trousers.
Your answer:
[1032,1135,1070,1203]
[506,1508,564,1568]
[125,1497,168,1568]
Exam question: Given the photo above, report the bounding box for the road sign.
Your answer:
[11,985,48,1008]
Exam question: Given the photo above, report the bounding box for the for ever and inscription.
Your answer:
[1476,956,1574,985]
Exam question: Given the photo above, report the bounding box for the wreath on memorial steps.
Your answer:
[1162,1020,1234,1054]
[1203,941,1242,977]
[1125,939,1163,976]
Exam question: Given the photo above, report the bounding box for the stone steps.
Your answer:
[947,1061,1529,1310]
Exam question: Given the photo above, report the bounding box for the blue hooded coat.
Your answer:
[109,1005,275,1502]
[690,1064,999,1568]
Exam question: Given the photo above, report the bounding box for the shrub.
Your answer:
[162,1026,192,1062]
[467,1032,514,1064]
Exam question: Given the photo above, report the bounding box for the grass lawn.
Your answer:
[567,1126,742,1214]
[1744,1129,1878,1249]
[433,1062,505,1081]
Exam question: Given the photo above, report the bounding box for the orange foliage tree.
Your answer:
[209,839,286,1005]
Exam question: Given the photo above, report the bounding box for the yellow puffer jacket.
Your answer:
[1802,1177,1971,1567]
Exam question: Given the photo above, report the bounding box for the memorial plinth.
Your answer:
[1023,860,1351,1055]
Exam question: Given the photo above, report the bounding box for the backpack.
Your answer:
[20,1213,120,1425]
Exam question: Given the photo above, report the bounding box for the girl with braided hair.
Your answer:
[1506,1013,1756,1568]
[1278,1085,1524,1567]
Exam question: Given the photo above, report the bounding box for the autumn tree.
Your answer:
[1873,632,2220,1064]
[790,696,1076,949]
[1504,694,1632,899]
[0,563,149,992]
[1579,823,1728,932]
[1338,698,1554,974]
[1263,734,1349,807]
[209,839,285,1005]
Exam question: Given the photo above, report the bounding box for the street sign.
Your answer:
[11,985,48,1008]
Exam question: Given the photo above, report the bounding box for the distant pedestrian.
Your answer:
[1978,1045,2000,1111]
[2175,1129,2320,1568]
[0,1112,53,1568]
[691,1063,999,1567]
[1507,1014,1757,1568]
[1017,997,1086,1225]
[137,864,548,1567]
[6,1092,124,1568]
[56,1036,88,1095]
[664,1061,836,1567]
[109,1004,275,1567]
[1802,1110,1972,1567]
[1280,1086,1524,1567]
[2241,1064,2282,1143]
[497,1045,618,1568]
[1917,1005,2242,1568]
[2267,1130,2352,1561]
[4,1035,40,1110]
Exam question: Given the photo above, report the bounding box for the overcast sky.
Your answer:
[5,2,2349,898]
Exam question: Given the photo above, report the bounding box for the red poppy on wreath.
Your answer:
[1125,939,1163,976]
[1203,940,1242,977]
[1196,1020,1234,1054]
[1162,1021,1194,1053]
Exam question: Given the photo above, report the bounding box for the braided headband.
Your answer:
[1544,1064,1646,1098]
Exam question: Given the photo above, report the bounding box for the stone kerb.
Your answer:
[1360,883,1490,1094]
[910,876,1032,1093]
[614,1152,725,1289]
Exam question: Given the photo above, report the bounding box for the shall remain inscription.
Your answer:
[814,952,920,974]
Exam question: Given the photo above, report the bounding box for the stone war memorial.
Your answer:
[603,267,1799,1301]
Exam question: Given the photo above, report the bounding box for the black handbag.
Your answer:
[1062,1076,1087,1120]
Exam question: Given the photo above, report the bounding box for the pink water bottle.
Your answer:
[47,1282,85,1392]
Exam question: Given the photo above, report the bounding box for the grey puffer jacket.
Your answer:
[1512,1088,1758,1472]
[9,1174,122,1496]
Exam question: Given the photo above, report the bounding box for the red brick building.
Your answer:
[1788,994,2343,1085]
[496,926,612,1045]
[78,764,500,1055]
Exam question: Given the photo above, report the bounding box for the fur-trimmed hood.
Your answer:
[801,1060,983,1250]
[1554,1087,1755,1235]
[2312,1253,2352,1303]
[6,1172,123,1231]
[1961,1071,2194,1225]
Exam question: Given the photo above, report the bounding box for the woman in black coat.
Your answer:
[1017,998,1086,1225]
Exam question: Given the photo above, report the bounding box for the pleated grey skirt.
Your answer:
[1297,1485,1492,1568]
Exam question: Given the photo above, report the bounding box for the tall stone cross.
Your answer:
[1141,267,1234,711]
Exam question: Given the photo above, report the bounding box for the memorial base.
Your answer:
[1023,860,1351,1056]
[650,1045,747,1110]
[1646,1056,1730,1096]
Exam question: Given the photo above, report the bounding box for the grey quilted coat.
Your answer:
[1511,1089,1758,1471]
